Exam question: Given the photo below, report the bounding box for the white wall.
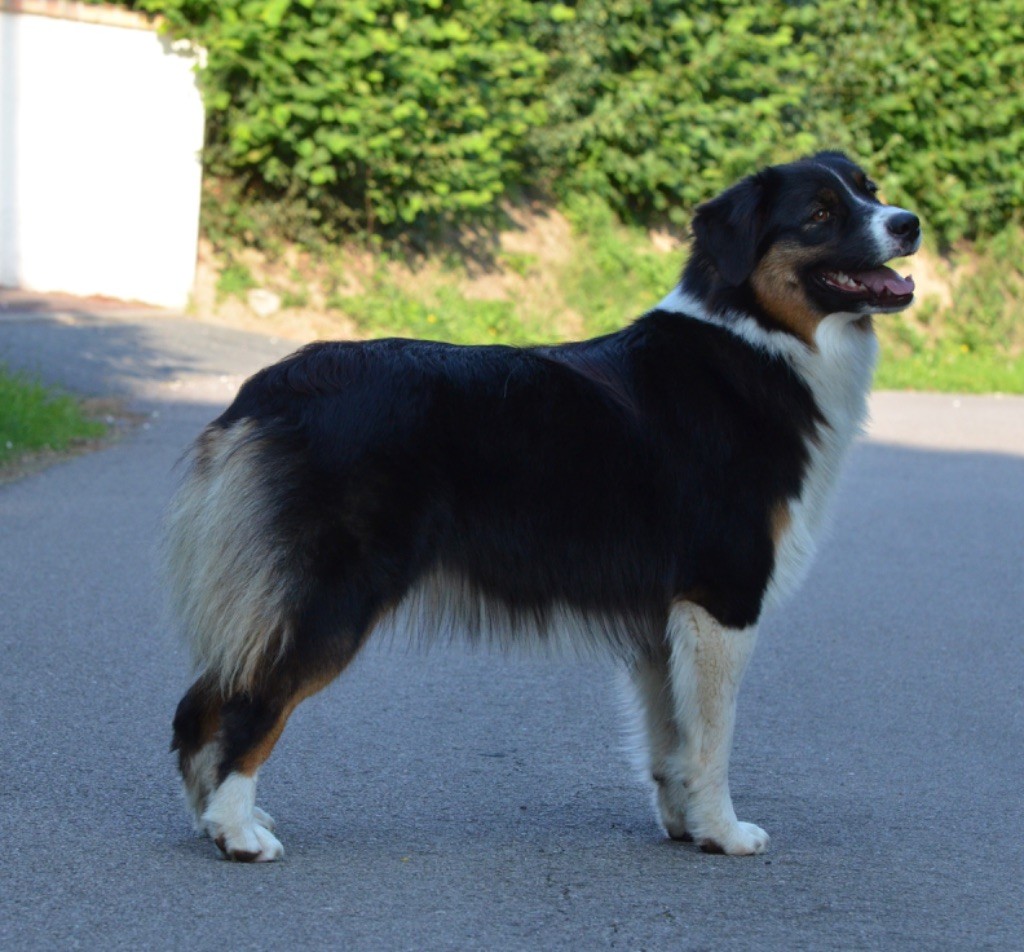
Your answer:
[0,5,204,308]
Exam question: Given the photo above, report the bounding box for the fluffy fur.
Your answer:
[168,151,920,861]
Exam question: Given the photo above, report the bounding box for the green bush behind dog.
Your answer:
[111,0,1020,249]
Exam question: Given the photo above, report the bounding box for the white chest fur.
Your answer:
[653,290,879,614]
[763,313,878,610]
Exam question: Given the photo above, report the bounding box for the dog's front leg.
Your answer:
[626,644,693,841]
[664,601,768,855]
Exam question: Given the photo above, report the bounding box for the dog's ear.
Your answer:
[691,174,768,287]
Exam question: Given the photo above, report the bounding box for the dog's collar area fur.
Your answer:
[654,284,811,363]
[653,282,880,473]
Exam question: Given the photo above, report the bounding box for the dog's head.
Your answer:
[687,152,921,342]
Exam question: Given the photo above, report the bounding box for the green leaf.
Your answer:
[260,0,289,28]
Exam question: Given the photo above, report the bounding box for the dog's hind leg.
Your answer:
[171,674,225,830]
[172,670,292,847]
[171,672,290,860]
[198,618,372,863]
[625,645,693,842]
[663,602,768,856]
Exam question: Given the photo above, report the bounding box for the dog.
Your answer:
[168,151,920,862]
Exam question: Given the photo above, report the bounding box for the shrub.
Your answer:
[129,0,1022,247]
[799,0,1024,247]
[529,0,1024,246]
[144,0,549,245]
[528,1,819,226]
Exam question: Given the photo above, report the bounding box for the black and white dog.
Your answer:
[169,151,920,862]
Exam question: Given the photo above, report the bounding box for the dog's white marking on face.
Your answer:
[868,206,897,261]
[817,163,890,256]
[817,163,875,209]
[871,204,922,260]
[868,204,922,262]
[815,162,920,261]
[202,772,284,862]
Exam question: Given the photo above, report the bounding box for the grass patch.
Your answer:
[336,197,680,347]
[874,347,1024,393]
[216,261,257,301]
[336,275,550,346]
[0,368,107,468]
[560,194,680,336]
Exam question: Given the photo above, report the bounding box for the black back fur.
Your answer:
[214,310,820,645]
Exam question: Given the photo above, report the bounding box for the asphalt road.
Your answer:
[1,296,1022,951]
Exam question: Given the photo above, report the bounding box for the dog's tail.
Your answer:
[165,419,299,696]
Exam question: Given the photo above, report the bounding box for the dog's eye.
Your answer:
[865,180,879,196]
[810,208,831,223]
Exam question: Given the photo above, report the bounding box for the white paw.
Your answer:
[699,820,770,856]
[208,820,285,863]
[200,773,283,862]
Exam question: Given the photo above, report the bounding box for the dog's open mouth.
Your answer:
[818,266,915,306]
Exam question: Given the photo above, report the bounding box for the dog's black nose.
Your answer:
[887,211,920,240]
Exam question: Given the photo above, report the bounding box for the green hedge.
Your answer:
[133,0,1022,247]
[528,2,819,225]
[140,0,550,243]
[529,0,1024,244]
[801,0,1024,247]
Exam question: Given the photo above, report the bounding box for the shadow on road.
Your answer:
[0,303,295,401]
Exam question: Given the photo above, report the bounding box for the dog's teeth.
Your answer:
[830,271,857,288]
[825,270,868,292]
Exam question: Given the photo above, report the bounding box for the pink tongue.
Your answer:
[854,266,915,296]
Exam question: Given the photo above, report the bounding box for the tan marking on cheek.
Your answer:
[750,244,823,347]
